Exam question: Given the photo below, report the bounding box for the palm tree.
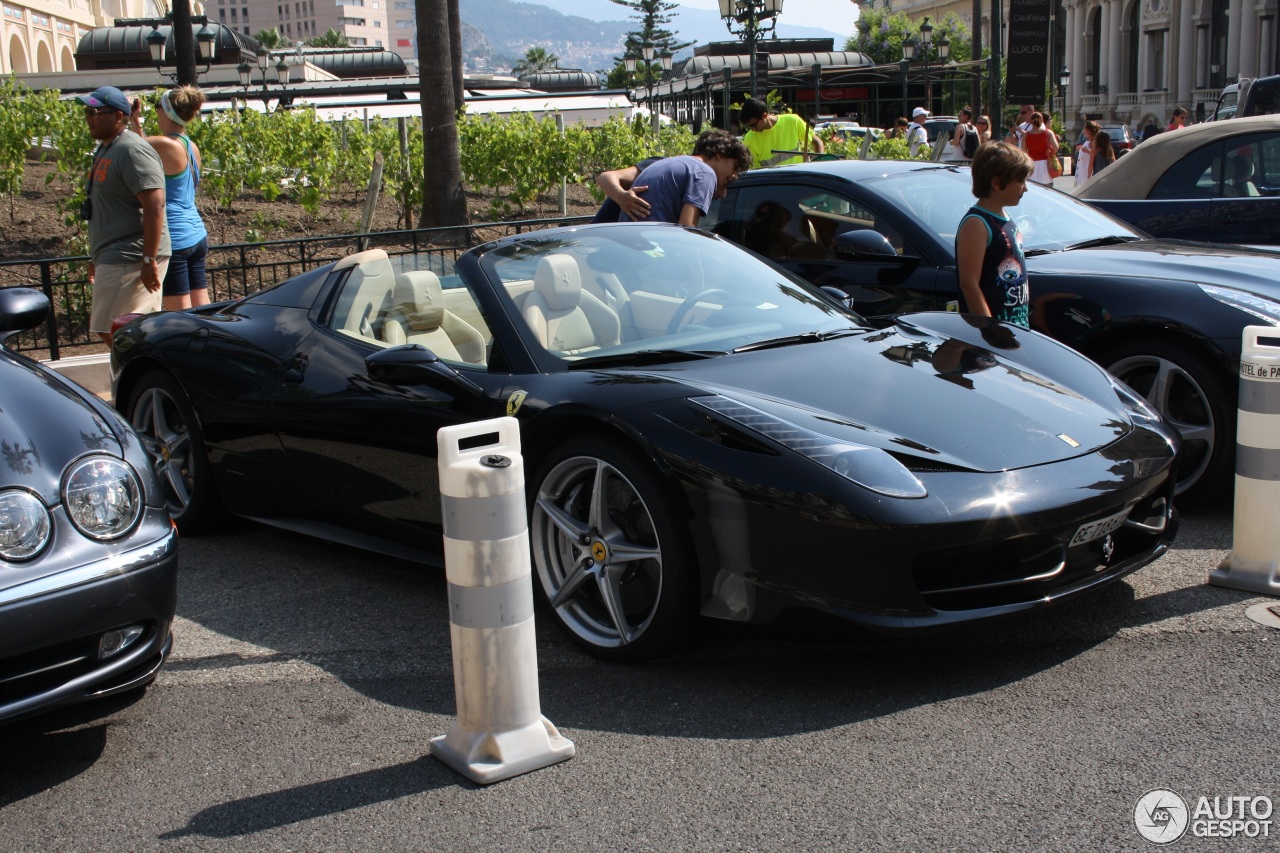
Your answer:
[307,28,350,48]
[254,28,284,49]
[512,46,560,75]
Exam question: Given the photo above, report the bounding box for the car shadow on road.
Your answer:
[168,515,1251,743]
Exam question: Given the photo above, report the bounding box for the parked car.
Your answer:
[0,287,177,725]
[703,158,1280,499]
[112,225,1178,661]
[1100,122,1136,153]
[814,121,884,143]
[1210,75,1280,121]
[923,116,960,142]
[1074,114,1280,247]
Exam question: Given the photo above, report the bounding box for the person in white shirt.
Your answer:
[1004,104,1037,147]
[908,107,930,157]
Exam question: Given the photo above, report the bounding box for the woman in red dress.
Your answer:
[1021,111,1059,185]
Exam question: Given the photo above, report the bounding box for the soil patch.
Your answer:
[2,159,601,263]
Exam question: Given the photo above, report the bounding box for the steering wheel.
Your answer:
[666,289,735,334]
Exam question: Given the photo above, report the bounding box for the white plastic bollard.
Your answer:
[1210,327,1280,596]
[430,417,574,784]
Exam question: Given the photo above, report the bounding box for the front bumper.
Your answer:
[0,520,178,725]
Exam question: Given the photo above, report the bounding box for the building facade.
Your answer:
[1,0,146,74]
[859,0,1279,129]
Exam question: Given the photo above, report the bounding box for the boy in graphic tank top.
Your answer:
[954,141,1034,329]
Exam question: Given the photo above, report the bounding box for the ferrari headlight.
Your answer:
[0,489,52,561]
[1109,376,1162,426]
[693,395,928,499]
[1199,284,1280,325]
[63,456,143,541]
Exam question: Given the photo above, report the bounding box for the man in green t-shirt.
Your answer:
[739,98,823,169]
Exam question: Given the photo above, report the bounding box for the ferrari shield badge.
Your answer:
[506,390,528,416]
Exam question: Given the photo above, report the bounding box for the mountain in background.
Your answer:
[459,0,847,75]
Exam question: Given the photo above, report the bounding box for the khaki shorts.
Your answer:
[89,260,168,335]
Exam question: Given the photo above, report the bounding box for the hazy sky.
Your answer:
[673,0,859,32]
[550,0,859,34]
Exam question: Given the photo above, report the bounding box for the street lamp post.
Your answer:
[717,0,784,99]
[899,19,949,121]
[1058,66,1070,128]
[811,62,822,121]
[238,45,294,109]
[721,65,733,129]
[134,14,217,84]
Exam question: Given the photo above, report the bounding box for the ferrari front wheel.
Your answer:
[128,371,220,534]
[530,436,697,662]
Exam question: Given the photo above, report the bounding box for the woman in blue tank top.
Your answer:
[130,85,210,311]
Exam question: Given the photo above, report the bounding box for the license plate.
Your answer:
[1069,508,1129,547]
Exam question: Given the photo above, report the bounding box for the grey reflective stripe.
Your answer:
[448,578,534,629]
[1236,444,1280,480]
[762,148,800,168]
[442,491,526,541]
[1239,378,1280,414]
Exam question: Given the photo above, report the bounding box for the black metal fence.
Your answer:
[2,215,593,360]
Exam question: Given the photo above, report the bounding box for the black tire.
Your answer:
[127,371,221,534]
[1103,340,1234,501]
[529,436,698,662]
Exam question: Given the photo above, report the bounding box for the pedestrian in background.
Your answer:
[78,85,169,344]
[1004,104,1037,146]
[907,107,929,157]
[1075,119,1099,187]
[1140,117,1162,142]
[1020,111,1059,185]
[886,116,909,139]
[946,107,978,162]
[616,130,751,226]
[954,141,1032,329]
[739,98,823,168]
[592,155,664,222]
[975,115,993,144]
[131,85,210,311]
[1167,106,1188,130]
[1091,131,1116,177]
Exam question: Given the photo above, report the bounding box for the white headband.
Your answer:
[160,91,187,127]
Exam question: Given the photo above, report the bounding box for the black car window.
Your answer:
[734,184,910,261]
[1149,141,1222,200]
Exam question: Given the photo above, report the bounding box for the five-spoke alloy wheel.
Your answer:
[128,371,219,533]
[530,437,695,662]
[1105,341,1232,500]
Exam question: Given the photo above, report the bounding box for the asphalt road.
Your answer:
[2,501,1276,852]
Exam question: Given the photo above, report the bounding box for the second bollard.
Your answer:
[1210,327,1280,596]
[430,417,575,784]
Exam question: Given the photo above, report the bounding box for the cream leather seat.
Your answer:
[383,271,486,364]
[337,250,398,342]
[522,254,621,355]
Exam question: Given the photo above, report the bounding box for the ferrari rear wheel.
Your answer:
[1105,340,1233,501]
[128,371,220,534]
[530,436,697,662]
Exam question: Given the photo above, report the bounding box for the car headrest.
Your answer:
[393,271,445,331]
[534,254,582,312]
[1228,155,1255,181]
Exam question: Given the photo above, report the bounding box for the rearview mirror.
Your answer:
[366,344,483,398]
[834,230,900,260]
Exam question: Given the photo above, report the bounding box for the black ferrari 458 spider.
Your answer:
[111,223,1179,660]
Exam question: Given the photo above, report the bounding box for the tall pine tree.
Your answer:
[609,0,691,87]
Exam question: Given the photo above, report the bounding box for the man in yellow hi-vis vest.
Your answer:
[740,98,823,169]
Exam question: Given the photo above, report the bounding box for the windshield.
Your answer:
[479,224,866,365]
[855,167,1146,257]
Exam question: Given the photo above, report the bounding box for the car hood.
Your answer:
[639,314,1136,473]
[0,353,123,502]
[1029,239,1280,299]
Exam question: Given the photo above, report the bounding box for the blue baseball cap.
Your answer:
[77,86,132,114]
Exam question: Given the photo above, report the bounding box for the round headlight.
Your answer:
[63,456,143,540]
[0,489,52,561]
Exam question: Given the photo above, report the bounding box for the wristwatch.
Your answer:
[142,255,155,264]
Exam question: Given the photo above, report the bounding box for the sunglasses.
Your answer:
[83,107,116,117]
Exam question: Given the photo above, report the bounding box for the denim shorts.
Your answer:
[163,237,209,298]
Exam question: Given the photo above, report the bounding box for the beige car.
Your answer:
[1073,114,1280,246]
